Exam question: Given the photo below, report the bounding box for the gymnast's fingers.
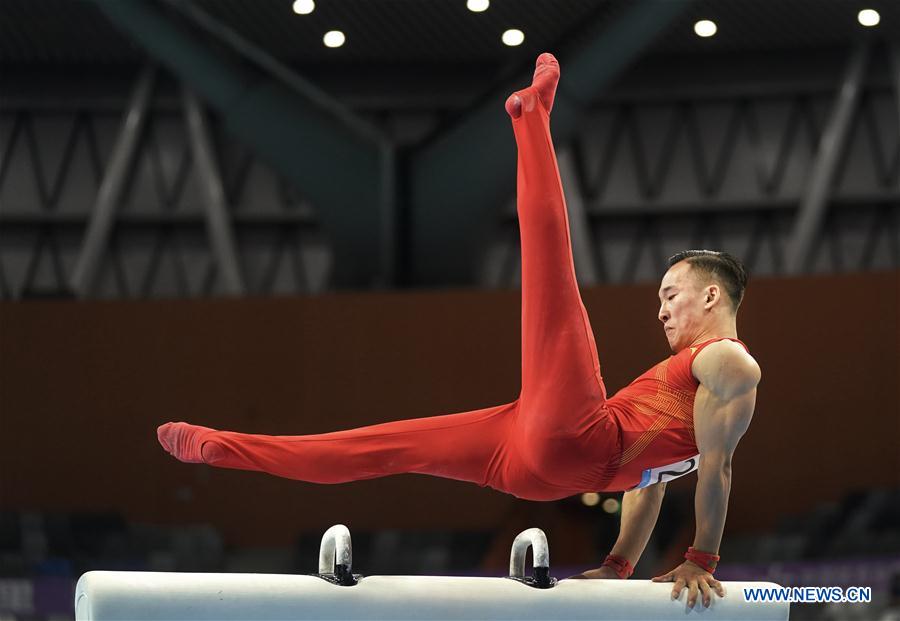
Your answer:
[671,577,686,599]
[710,578,726,597]
[698,579,712,607]
[687,579,700,607]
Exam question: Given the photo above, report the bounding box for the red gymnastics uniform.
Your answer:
[167,85,750,500]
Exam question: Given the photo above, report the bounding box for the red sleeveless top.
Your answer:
[600,337,749,491]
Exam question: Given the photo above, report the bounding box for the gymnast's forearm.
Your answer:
[608,482,667,566]
[692,457,731,554]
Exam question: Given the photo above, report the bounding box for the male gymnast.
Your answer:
[158,53,761,609]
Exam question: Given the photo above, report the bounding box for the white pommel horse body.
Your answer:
[75,525,790,620]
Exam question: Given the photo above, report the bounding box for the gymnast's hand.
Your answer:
[565,566,620,580]
[652,561,726,608]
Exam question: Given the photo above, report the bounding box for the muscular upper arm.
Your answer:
[692,341,761,463]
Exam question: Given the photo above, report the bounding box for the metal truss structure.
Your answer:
[2,45,899,299]
[0,71,332,299]
[482,45,900,287]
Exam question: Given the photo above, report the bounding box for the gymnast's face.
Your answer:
[657,261,717,352]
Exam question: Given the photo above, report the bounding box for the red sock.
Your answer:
[532,52,560,112]
[157,422,225,464]
[506,52,560,119]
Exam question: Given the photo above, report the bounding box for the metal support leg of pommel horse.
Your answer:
[75,524,789,620]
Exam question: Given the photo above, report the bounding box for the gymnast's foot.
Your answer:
[505,52,560,119]
[157,422,226,464]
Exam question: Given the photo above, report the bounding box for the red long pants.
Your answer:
[201,88,620,500]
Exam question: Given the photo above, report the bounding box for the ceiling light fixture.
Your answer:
[694,19,717,38]
[858,9,880,27]
[502,29,524,47]
[466,0,489,13]
[323,30,346,48]
[292,0,315,15]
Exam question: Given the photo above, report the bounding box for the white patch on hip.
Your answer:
[631,455,699,489]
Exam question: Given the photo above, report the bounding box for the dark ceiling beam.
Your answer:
[785,42,870,275]
[90,0,390,287]
[409,0,693,285]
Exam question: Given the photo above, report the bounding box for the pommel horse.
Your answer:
[75,525,789,620]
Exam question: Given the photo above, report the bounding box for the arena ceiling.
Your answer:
[2,0,898,289]
[2,0,898,66]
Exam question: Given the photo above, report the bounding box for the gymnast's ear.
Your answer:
[703,284,721,309]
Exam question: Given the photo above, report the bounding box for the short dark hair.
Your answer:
[667,250,748,311]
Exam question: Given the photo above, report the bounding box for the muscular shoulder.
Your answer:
[691,340,761,399]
